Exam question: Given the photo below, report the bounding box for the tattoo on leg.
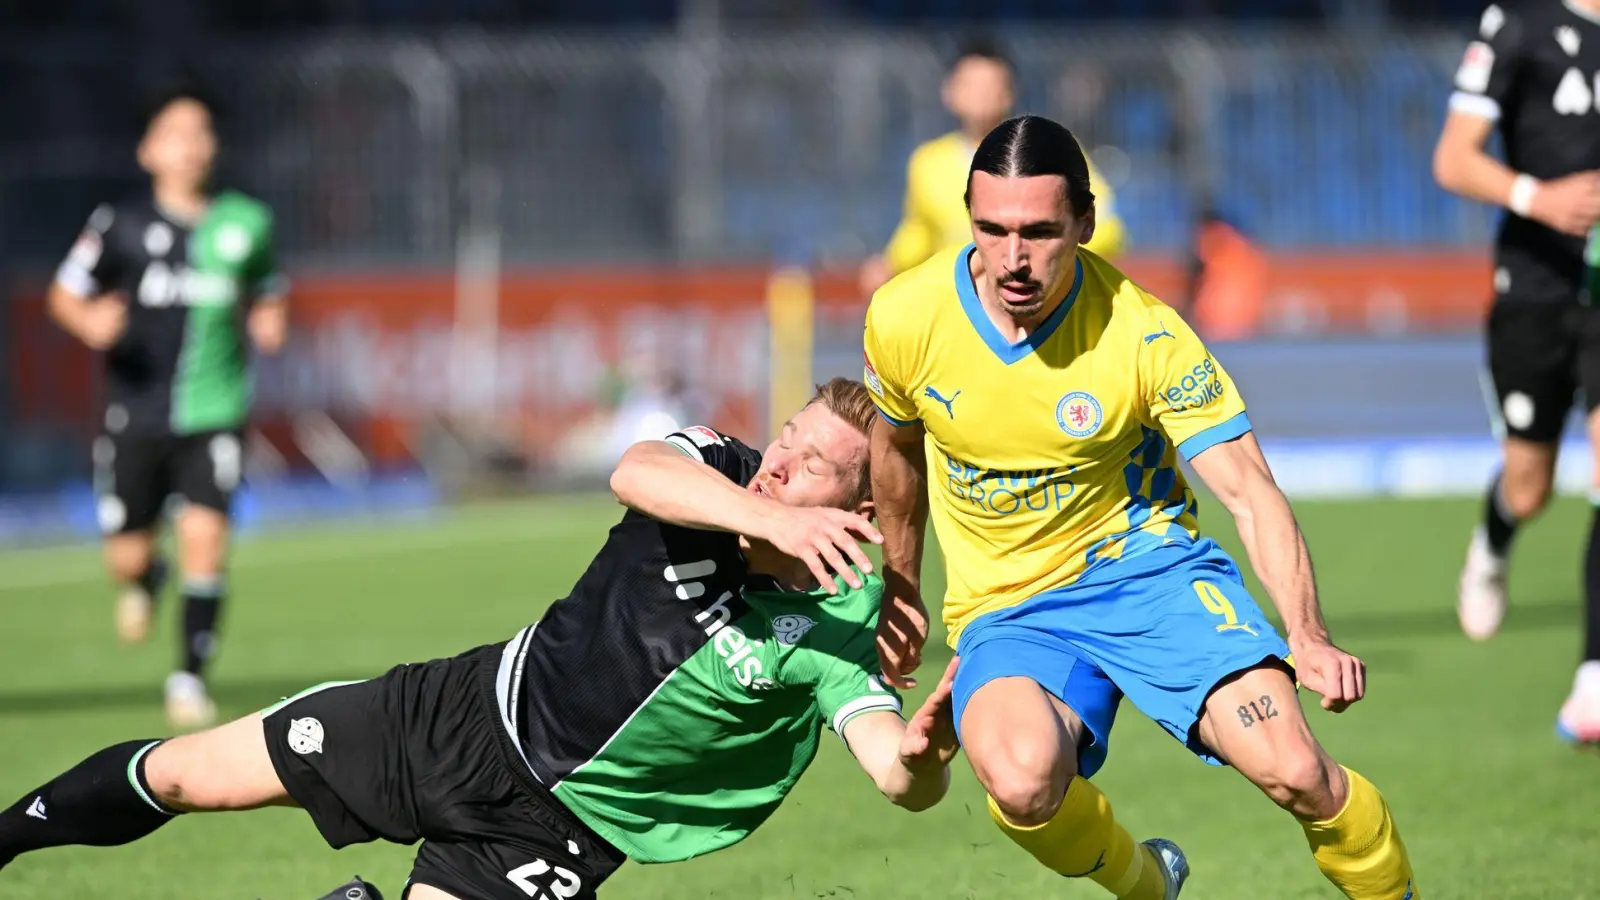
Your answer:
[1236,695,1280,728]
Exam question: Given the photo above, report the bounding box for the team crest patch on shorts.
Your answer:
[1056,391,1104,438]
[772,614,816,645]
[288,717,325,755]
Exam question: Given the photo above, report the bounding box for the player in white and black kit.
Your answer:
[1434,0,1600,742]
[46,86,289,730]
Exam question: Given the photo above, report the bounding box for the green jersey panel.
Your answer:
[552,572,901,864]
[172,190,278,434]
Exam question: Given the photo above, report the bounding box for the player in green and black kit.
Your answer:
[0,379,960,899]
[46,87,288,730]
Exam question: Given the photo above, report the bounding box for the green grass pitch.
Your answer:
[1,494,1596,899]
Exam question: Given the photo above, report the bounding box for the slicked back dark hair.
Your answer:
[964,115,1094,218]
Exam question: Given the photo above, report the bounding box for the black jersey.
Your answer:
[505,425,768,783]
[497,425,898,863]
[54,192,283,437]
[1451,0,1600,299]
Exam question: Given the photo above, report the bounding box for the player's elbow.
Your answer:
[608,455,647,507]
[882,767,949,812]
[1431,144,1461,193]
[45,282,79,328]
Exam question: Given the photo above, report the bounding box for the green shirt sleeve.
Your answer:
[812,620,903,739]
[246,206,288,301]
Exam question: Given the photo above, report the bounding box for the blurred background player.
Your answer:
[46,86,288,731]
[1433,0,1600,741]
[857,37,1128,297]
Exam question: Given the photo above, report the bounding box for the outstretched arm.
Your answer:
[841,657,959,811]
[610,439,879,591]
[870,417,931,687]
[1188,432,1364,712]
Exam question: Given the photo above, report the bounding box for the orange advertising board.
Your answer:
[9,250,1497,467]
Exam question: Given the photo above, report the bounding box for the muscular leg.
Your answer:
[0,713,291,870]
[1198,665,1418,899]
[962,677,1165,899]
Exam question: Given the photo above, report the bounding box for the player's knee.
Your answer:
[976,743,1070,826]
[1501,463,1553,519]
[104,537,153,584]
[1253,744,1341,820]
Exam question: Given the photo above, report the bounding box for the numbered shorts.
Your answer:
[261,643,626,900]
[951,538,1293,778]
[92,430,244,534]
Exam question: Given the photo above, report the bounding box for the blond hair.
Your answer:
[807,377,877,504]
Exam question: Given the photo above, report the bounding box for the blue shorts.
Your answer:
[951,538,1293,778]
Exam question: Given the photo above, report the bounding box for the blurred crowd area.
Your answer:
[3,23,1494,268]
[0,0,1528,529]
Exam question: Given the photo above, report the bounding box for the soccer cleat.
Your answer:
[1556,666,1600,746]
[164,671,217,732]
[115,557,168,645]
[1142,838,1189,900]
[311,876,384,900]
[1457,527,1508,641]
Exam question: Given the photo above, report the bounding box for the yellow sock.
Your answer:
[1301,767,1419,899]
[988,778,1166,900]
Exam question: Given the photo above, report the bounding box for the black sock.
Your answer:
[0,740,178,867]
[181,576,226,678]
[1483,473,1519,557]
[1586,505,1600,662]
[135,555,168,599]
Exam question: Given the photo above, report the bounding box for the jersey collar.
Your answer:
[954,243,1084,366]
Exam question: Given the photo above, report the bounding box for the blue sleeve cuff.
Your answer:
[876,407,918,428]
[1176,412,1252,461]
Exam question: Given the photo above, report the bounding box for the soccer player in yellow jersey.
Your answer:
[864,116,1420,900]
[858,40,1126,297]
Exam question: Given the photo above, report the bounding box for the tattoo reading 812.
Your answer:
[1237,695,1279,728]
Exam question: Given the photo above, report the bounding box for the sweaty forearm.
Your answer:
[610,447,774,538]
[1235,479,1327,643]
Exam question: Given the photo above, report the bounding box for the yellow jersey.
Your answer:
[881,131,1127,275]
[863,244,1250,644]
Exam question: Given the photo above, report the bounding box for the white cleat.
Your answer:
[115,558,167,646]
[1557,663,1600,746]
[1142,838,1190,900]
[164,671,217,732]
[1457,527,1507,641]
[115,588,154,645]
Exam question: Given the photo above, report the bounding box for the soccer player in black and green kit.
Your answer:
[0,379,961,900]
[46,87,288,730]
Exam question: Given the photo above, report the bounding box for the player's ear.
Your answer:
[1077,202,1097,247]
[854,498,877,522]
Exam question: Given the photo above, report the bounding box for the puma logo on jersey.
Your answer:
[695,591,778,690]
[924,386,960,419]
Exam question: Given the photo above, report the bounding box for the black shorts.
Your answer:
[262,644,626,900]
[92,430,243,535]
[1484,301,1600,443]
